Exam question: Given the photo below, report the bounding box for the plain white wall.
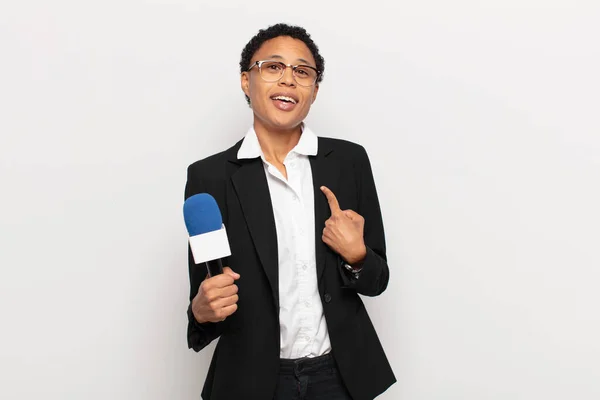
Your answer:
[1,1,599,399]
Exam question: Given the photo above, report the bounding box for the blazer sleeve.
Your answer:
[338,145,390,296]
[185,163,225,352]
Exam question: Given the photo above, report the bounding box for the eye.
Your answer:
[266,62,283,71]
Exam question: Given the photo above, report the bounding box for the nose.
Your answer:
[279,66,296,87]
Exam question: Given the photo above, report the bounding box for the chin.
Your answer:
[267,114,304,130]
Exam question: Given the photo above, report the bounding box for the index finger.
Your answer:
[205,273,235,289]
[320,186,341,214]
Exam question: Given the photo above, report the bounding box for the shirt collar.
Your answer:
[237,124,318,160]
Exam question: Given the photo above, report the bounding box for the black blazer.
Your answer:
[185,136,396,400]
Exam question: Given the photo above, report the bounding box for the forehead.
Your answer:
[251,36,316,66]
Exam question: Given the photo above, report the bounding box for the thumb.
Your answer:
[320,186,341,214]
[222,266,240,280]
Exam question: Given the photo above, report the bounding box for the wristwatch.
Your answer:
[343,262,362,280]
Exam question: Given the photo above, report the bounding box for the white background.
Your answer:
[1,1,599,399]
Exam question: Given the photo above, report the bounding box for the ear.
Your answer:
[311,84,320,104]
[241,72,250,99]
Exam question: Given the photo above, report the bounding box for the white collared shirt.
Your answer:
[237,125,332,359]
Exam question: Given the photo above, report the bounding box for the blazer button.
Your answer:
[324,293,332,303]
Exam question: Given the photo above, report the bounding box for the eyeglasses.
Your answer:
[247,60,320,87]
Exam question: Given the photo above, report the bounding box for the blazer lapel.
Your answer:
[230,158,280,309]
[310,139,340,285]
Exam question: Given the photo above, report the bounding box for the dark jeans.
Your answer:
[274,353,353,400]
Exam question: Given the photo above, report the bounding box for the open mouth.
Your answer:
[270,94,299,111]
[271,95,298,104]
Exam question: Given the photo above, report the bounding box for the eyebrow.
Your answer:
[269,54,313,66]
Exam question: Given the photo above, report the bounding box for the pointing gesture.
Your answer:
[323,185,342,214]
[320,186,367,266]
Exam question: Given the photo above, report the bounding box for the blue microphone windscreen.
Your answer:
[183,193,223,236]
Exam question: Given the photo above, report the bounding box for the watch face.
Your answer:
[343,263,361,278]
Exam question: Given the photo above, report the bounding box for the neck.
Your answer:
[253,119,303,164]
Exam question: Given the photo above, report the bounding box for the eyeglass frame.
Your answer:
[246,60,321,87]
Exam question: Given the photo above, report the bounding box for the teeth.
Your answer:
[273,95,297,104]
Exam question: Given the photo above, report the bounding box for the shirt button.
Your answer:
[324,293,332,303]
[305,301,311,307]
[302,264,308,270]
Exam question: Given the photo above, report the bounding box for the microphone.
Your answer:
[183,193,231,277]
